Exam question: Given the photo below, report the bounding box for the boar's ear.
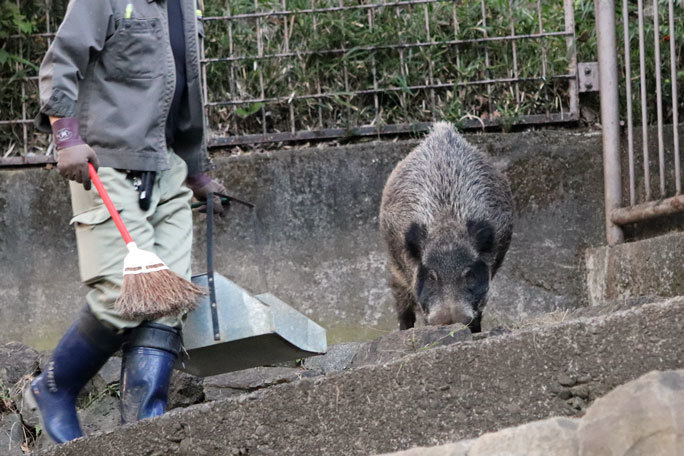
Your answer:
[467,220,495,255]
[405,222,428,261]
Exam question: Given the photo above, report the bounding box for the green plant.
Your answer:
[81,382,121,409]
[0,380,11,413]
[201,0,591,138]
[0,0,46,155]
[0,2,36,67]
[1,0,682,154]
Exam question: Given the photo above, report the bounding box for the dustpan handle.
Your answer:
[206,193,221,341]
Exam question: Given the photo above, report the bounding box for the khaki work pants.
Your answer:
[69,151,193,330]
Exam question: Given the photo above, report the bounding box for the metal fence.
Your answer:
[596,0,683,245]
[0,0,580,164]
[0,0,56,165]
[201,0,580,146]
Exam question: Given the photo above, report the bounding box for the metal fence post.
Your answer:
[595,0,624,245]
[563,0,578,119]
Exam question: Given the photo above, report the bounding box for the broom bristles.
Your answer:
[115,243,207,320]
[116,268,207,320]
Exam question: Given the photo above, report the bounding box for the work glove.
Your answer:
[186,173,228,216]
[52,117,99,191]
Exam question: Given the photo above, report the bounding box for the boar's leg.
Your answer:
[390,275,417,330]
[468,314,482,333]
[397,307,416,330]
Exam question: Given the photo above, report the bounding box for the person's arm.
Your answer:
[49,115,98,190]
[37,0,114,189]
[37,0,114,126]
[184,0,227,215]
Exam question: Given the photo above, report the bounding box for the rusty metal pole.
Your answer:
[595,0,624,245]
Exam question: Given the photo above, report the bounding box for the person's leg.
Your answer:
[120,323,182,423]
[70,168,163,330]
[25,306,127,443]
[119,150,192,421]
[28,168,166,443]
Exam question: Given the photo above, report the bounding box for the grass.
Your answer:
[0,0,682,153]
[203,0,578,136]
[80,382,121,409]
[417,327,468,351]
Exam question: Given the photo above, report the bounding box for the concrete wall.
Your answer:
[586,232,684,307]
[0,129,609,349]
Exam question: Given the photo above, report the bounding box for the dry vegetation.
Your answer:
[0,0,682,155]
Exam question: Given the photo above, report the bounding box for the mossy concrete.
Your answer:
[1,129,608,348]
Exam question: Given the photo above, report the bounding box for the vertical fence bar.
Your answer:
[480,0,493,116]
[637,0,651,200]
[227,0,238,135]
[339,0,352,127]
[537,0,549,116]
[397,6,408,119]
[651,0,665,196]
[16,0,28,156]
[508,0,520,105]
[536,0,547,81]
[452,2,461,71]
[369,1,380,125]
[563,0,578,118]
[452,1,464,106]
[667,0,680,195]
[622,0,635,206]
[21,75,28,157]
[254,0,267,135]
[282,0,295,133]
[424,3,436,120]
[312,0,323,128]
[595,0,624,245]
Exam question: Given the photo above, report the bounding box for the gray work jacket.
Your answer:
[35,0,207,175]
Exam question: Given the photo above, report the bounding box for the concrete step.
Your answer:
[586,231,684,307]
[39,297,684,456]
[374,369,684,456]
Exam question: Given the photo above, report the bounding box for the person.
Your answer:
[26,0,226,443]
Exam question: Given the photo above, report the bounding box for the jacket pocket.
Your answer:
[101,17,164,80]
[70,204,118,284]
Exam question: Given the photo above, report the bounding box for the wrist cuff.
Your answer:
[52,117,85,150]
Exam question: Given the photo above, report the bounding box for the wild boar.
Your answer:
[379,122,513,332]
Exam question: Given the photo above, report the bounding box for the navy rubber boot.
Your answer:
[120,323,181,423]
[25,307,126,444]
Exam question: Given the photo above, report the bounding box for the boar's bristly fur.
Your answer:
[379,122,513,332]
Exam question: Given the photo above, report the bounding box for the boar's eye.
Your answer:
[462,268,474,281]
[428,269,439,282]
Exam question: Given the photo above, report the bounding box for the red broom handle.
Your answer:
[88,163,134,245]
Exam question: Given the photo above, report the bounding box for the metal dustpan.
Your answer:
[176,194,327,377]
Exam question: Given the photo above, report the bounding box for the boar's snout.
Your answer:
[424,298,480,331]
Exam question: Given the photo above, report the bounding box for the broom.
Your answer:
[88,163,206,320]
